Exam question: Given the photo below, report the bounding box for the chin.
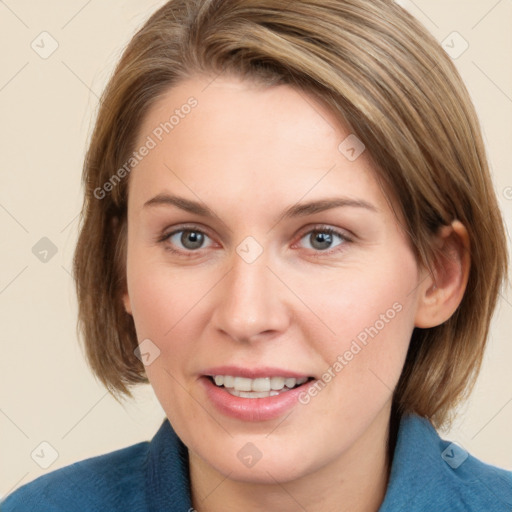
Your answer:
[195,437,321,484]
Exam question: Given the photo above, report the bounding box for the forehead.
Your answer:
[128,75,388,214]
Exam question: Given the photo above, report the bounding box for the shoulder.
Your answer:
[1,440,150,512]
[380,413,512,511]
[435,429,512,510]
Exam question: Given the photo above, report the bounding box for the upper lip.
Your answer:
[202,365,314,379]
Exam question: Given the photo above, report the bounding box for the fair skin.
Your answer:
[122,74,469,512]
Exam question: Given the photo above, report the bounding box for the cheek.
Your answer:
[125,254,214,390]
[336,296,414,393]
[306,251,418,413]
[126,240,205,338]
[126,263,205,423]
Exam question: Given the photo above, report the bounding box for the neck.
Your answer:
[189,402,395,512]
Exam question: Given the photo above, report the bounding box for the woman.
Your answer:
[3,0,511,510]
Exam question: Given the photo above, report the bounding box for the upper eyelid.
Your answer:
[161,223,216,242]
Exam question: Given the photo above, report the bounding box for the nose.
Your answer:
[210,247,291,343]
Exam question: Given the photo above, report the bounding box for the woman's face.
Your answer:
[123,74,427,483]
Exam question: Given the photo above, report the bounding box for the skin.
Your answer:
[122,74,469,512]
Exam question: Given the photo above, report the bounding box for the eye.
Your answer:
[159,226,213,254]
[158,224,352,258]
[296,226,351,255]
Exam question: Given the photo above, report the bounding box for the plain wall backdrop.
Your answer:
[1,0,511,497]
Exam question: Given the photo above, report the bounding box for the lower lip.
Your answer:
[200,376,316,422]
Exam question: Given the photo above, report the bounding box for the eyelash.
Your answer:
[156,224,353,258]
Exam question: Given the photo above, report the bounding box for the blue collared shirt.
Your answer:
[2,413,511,511]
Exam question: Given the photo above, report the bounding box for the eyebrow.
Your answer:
[143,193,378,222]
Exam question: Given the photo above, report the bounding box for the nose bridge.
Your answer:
[212,241,288,342]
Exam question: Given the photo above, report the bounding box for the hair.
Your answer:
[73,0,508,429]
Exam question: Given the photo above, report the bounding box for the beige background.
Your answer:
[1,0,511,498]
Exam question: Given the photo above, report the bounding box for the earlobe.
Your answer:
[414,220,470,328]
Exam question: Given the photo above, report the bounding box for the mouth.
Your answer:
[205,374,316,399]
[199,365,318,421]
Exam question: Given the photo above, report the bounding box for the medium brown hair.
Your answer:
[73,0,508,428]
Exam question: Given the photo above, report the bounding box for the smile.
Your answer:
[209,375,312,398]
[200,371,317,421]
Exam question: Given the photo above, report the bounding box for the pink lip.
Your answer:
[201,365,313,379]
[199,375,317,422]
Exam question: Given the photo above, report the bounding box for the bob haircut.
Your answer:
[73,0,508,428]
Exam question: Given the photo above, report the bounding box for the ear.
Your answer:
[123,292,132,315]
[414,220,470,328]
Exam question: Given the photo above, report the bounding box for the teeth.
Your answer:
[223,375,235,388]
[226,388,283,398]
[270,376,285,390]
[234,377,253,391]
[252,377,271,392]
[211,375,309,393]
[285,377,297,388]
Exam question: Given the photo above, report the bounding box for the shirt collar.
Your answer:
[378,413,446,511]
[145,418,192,512]
[379,413,512,510]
